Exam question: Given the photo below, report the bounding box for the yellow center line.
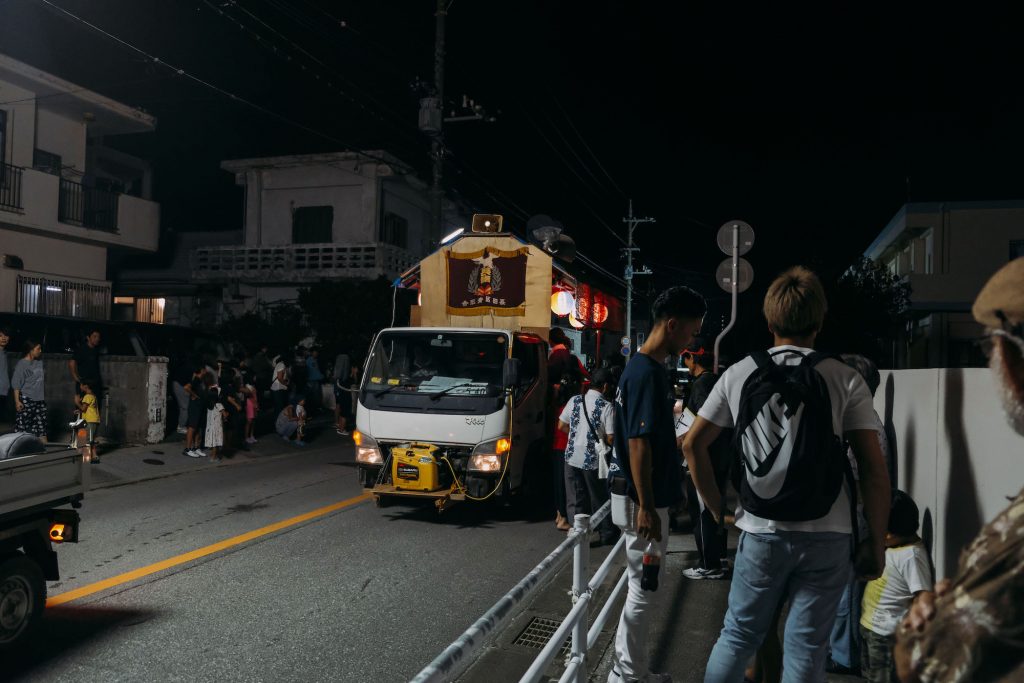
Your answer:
[47,492,371,607]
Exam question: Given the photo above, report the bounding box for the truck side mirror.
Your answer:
[502,358,521,390]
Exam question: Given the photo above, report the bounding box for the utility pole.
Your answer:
[622,199,654,353]
[419,1,495,244]
[430,0,446,244]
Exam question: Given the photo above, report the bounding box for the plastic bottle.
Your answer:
[640,541,661,591]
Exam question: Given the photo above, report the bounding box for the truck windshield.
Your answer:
[363,332,507,399]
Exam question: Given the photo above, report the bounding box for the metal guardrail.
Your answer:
[58,177,119,232]
[411,501,627,683]
[191,242,419,280]
[0,162,23,212]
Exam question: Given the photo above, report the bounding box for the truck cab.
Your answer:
[354,328,547,508]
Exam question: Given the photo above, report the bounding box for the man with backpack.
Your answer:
[608,285,707,683]
[683,266,891,683]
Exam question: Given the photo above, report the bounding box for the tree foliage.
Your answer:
[819,256,912,368]
[218,306,308,356]
[297,277,413,363]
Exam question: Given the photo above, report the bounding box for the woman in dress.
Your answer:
[203,372,226,461]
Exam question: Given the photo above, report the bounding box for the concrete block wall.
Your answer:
[2,352,167,445]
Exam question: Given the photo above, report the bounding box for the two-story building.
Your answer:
[0,53,160,318]
[865,200,1024,368]
[117,151,458,326]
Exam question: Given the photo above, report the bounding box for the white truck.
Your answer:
[0,433,86,651]
[354,327,549,511]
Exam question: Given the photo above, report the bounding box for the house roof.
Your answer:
[0,53,156,135]
[865,199,1024,259]
[220,151,413,175]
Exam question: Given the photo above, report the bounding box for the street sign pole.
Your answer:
[714,224,739,374]
[713,220,755,374]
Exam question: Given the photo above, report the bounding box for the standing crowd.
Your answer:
[546,259,1024,683]
[169,344,361,459]
[0,329,359,464]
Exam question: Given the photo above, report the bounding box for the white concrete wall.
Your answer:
[0,227,106,279]
[876,368,1024,579]
[0,79,35,168]
[243,164,375,246]
[35,106,87,175]
[382,177,431,256]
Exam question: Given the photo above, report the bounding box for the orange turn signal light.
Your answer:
[352,430,363,446]
[496,438,511,454]
[49,523,66,543]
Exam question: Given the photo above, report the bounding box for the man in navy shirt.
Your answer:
[608,286,706,683]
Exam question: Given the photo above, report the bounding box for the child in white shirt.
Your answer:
[860,489,934,682]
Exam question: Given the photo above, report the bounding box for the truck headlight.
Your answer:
[353,430,383,466]
[468,436,510,473]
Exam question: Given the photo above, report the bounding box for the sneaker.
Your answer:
[294,440,307,447]
[246,436,257,444]
[183,448,193,457]
[91,456,101,464]
[338,430,350,436]
[193,449,208,458]
[682,567,728,580]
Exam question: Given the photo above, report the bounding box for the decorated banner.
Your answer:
[446,246,529,316]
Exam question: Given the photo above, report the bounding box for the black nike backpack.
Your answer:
[731,350,855,523]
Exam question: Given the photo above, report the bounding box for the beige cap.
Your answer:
[973,257,1024,328]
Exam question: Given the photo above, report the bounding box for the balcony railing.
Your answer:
[0,162,23,212]
[191,242,419,281]
[59,177,119,232]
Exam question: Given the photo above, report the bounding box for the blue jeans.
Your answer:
[829,569,863,668]
[704,530,851,683]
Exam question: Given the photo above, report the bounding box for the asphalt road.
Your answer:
[7,440,567,682]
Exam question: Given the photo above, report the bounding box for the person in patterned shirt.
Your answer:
[896,257,1024,682]
[558,367,619,546]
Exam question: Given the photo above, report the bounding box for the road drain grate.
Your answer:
[513,616,571,657]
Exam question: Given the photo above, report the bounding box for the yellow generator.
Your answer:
[391,442,444,492]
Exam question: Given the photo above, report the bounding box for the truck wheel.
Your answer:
[0,554,46,652]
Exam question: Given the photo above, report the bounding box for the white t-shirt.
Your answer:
[697,345,879,534]
[271,362,288,391]
[860,542,934,636]
[558,390,615,471]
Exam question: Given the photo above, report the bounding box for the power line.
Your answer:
[199,0,420,147]
[515,103,625,245]
[551,94,627,200]
[537,104,610,196]
[35,0,413,173]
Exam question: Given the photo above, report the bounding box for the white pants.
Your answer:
[610,500,670,682]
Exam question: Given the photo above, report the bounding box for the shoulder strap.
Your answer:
[802,351,839,368]
[750,350,773,369]
[580,394,611,460]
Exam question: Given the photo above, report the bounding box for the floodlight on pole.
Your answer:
[440,228,465,245]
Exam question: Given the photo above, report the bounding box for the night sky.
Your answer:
[2,1,1023,347]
